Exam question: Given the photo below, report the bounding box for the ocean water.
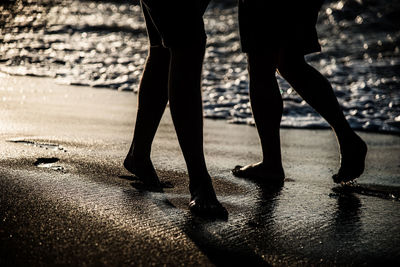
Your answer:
[1,0,399,133]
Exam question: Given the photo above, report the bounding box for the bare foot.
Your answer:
[123,155,162,189]
[231,162,285,184]
[188,178,228,219]
[333,135,367,183]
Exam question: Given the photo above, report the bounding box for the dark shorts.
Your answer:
[141,0,210,48]
[238,0,324,54]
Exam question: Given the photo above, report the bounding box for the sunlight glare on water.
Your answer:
[0,0,399,133]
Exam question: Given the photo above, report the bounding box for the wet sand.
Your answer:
[1,74,400,266]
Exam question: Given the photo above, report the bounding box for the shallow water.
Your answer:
[1,0,399,133]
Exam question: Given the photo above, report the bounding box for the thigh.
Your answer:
[238,0,282,53]
[141,0,211,48]
[141,1,162,47]
[247,50,279,75]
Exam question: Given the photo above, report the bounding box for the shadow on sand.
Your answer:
[120,173,274,266]
[120,173,400,265]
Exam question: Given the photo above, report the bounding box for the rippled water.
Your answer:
[1,0,399,133]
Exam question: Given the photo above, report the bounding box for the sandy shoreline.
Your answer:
[1,74,399,265]
[2,0,399,133]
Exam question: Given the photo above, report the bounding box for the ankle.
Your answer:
[189,177,215,199]
[261,159,283,170]
[336,131,363,146]
[128,148,151,161]
[125,154,151,165]
[189,171,212,186]
[186,162,209,180]
[334,125,358,142]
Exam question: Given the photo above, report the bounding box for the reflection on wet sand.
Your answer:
[332,183,400,201]
[119,168,400,265]
[332,191,362,262]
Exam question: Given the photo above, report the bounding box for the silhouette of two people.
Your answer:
[124,0,367,217]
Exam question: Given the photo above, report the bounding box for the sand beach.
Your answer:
[1,74,399,265]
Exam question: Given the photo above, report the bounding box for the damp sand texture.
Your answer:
[1,75,400,266]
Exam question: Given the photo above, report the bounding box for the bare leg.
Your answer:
[168,44,227,217]
[124,46,170,187]
[277,50,367,183]
[232,51,285,183]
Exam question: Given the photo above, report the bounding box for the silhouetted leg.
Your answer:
[124,46,170,187]
[232,51,285,183]
[277,50,367,183]
[168,44,227,217]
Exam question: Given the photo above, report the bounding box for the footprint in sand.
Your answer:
[7,139,67,152]
[34,157,64,171]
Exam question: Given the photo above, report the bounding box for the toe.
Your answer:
[332,173,341,183]
[332,172,358,184]
[231,165,243,176]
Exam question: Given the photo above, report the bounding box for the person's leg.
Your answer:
[124,2,171,187]
[168,43,226,216]
[131,0,226,216]
[124,46,170,187]
[155,0,225,216]
[277,49,367,182]
[232,50,285,183]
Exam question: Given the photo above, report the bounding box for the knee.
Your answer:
[276,52,307,79]
[247,51,277,79]
[169,40,206,64]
